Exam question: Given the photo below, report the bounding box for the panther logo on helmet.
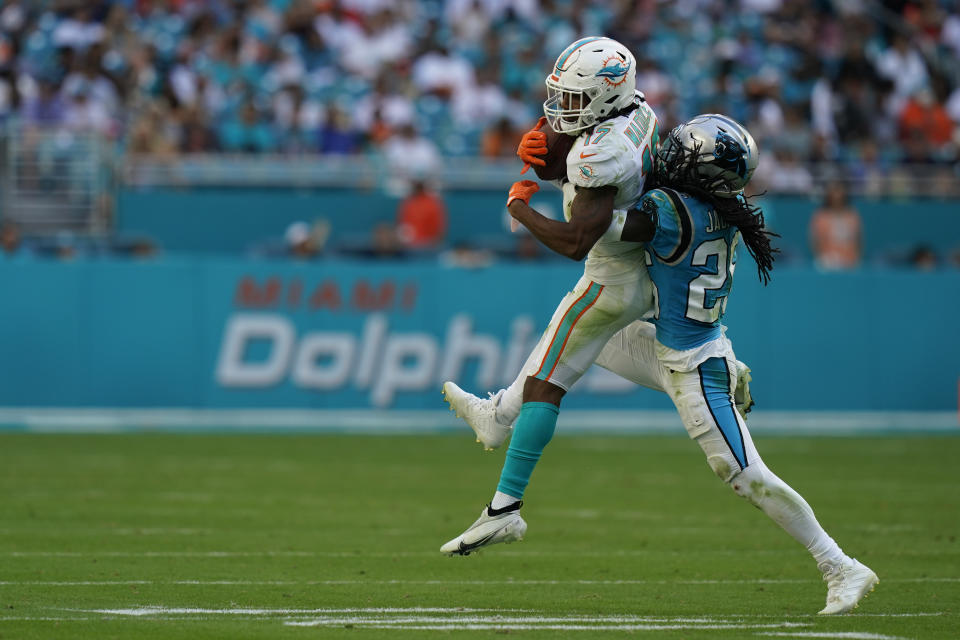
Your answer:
[656,114,757,197]
[713,127,748,179]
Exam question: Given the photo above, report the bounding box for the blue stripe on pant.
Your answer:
[697,357,748,470]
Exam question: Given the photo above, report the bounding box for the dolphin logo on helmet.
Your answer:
[595,59,632,86]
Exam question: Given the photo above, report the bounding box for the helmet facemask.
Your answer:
[542,37,637,135]
[544,78,601,134]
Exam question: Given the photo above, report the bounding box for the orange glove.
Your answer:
[507,180,540,207]
[517,116,548,174]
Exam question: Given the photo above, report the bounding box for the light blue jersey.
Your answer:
[640,188,740,351]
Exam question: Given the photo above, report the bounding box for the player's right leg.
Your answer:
[441,282,581,450]
[442,277,650,555]
[440,376,561,556]
[443,278,645,450]
[664,355,877,614]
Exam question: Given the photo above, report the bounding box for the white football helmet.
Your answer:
[544,36,637,134]
[657,113,758,197]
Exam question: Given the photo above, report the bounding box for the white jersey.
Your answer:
[560,100,659,285]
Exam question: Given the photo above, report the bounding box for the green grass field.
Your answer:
[0,432,957,639]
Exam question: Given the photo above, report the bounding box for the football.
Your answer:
[534,123,576,181]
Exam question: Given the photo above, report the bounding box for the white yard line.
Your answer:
[7,549,957,558]
[0,617,93,622]
[282,617,810,626]
[7,547,958,559]
[0,607,941,633]
[0,581,155,586]
[69,607,945,619]
[285,622,810,631]
[81,608,815,631]
[4,551,318,558]
[2,578,957,586]
[80,607,524,616]
[0,528,214,536]
[758,633,908,639]
[0,407,955,434]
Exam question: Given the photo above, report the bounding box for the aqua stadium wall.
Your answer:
[116,188,960,263]
[0,258,955,433]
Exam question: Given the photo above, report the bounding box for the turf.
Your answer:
[0,432,957,639]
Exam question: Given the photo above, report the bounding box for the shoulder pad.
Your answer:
[648,188,694,265]
[567,134,620,188]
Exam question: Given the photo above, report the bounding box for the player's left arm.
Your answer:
[507,181,616,261]
[620,202,656,242]
[623,189,686,257]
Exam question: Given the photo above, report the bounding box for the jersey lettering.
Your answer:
[704,210,730,233]
[584,125,612,146]
[564,105,657,285]
[686,238,729,323]
[644,189,741,350]
[641,145,653,178]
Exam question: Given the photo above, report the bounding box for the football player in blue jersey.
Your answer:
[444,113,878,615]
[607,114,878,615]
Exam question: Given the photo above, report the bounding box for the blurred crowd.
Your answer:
[0,0,959,267]
[0,0,957,193]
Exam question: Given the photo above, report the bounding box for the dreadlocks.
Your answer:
[652,139,779,285]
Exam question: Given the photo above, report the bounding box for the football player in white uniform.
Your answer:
[440,36,662,556]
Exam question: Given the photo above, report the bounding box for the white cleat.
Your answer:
[818,557,879,615]
[442,381,511,450]
[733,360,754,417]
[440,503,527,556]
